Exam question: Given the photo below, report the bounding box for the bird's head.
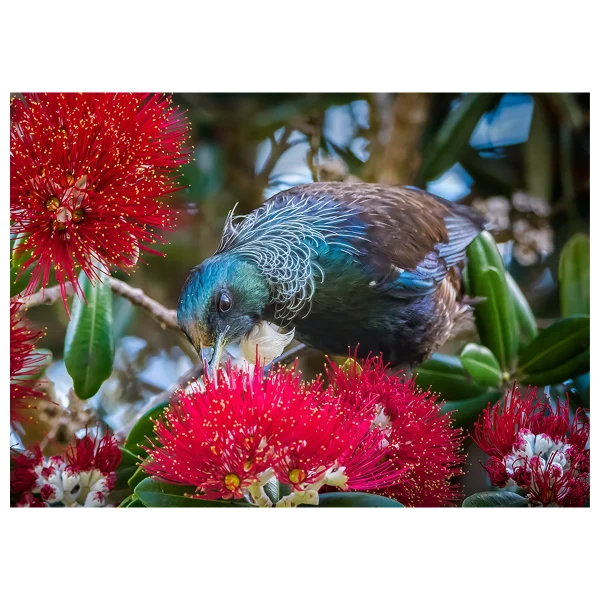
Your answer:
[177,254,270,370]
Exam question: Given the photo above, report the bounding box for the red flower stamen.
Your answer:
[10,301,46,425]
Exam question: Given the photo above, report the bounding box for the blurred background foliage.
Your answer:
[15,93,590,489]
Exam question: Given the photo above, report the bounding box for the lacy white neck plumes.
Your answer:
[216,194,365,322]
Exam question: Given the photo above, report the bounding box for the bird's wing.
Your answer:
[288,183,487,298]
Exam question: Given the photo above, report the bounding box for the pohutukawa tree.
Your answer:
[9,92,590,509]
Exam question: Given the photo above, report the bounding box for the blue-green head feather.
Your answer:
[177,253,269,360]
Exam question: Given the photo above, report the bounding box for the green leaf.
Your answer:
[439,389,503,429]
[520,349,590,386]
[559,234,590,317]
[459,343,503,388]
[466,232,519,371]
[415,353,487,402]
[420,93,501,181]
[128,466,150,492]
[114,447,139,492]
[118,494,135,507]
[127,498,146,508]
[312,492,404,507]
[64,272,114,399]
[518,316,590,384]
[524,101,553,202]
[134,478,253,508]
[124,400,170,459]
[505,272,538,347]
[119,494,146,508]
[462,491,529,507]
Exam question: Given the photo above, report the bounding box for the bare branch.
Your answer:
[259,127,294,180]
[12,277,179,331]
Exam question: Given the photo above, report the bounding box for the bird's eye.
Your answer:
[217,291,232,313]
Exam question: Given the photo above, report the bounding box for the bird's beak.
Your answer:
[203,330,227,377]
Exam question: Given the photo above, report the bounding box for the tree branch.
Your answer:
[259,127,294,181]
[12,278,179,331]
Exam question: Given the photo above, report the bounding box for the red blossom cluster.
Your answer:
[473,383,590,507]
[10,301,46,425]
[142,356,465,507]
[10,93,191,308]
[11,429,122,507]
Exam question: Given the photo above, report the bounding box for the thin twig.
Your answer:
[12,278,178,331]
[259,127,294,180]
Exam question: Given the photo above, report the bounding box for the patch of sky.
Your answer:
[426,162,474,201]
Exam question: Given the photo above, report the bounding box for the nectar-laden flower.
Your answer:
[326,355,465,507]
[10,301,46,425]
[10,93,191,308]
[10,430,122,507]
[473,383,590,507]
[142,363,398,507]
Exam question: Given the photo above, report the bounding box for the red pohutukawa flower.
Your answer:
[142,363,398,507]
[142,355,464,507]
[11,429,122,507]
[473,383,590,507]
[10,93,191,307]
[10,301,46,425]
[327,356,465,507]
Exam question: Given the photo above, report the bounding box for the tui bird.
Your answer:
[177,183,487,370]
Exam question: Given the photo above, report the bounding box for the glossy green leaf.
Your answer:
[420,93,500,181]
[124,400,170,459]
[518,316,589,384]
[134,478,253,508]
[520,349,590,386]
[559,234,590,317]
[114,447,139,492]
[467,232,519,371]
[116,447,139,490]
[128,466,150,492]
[505,272,538,346]
[128,498,145,507]
[119,494,146,508]
[119,494,135,508]
[462,491,529,507]
[459,343,503,388]
[64,272,114,399]
[415,353,487,401]
[313,492,404,507]
[524,101,552,202]
[439,389,503,429]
